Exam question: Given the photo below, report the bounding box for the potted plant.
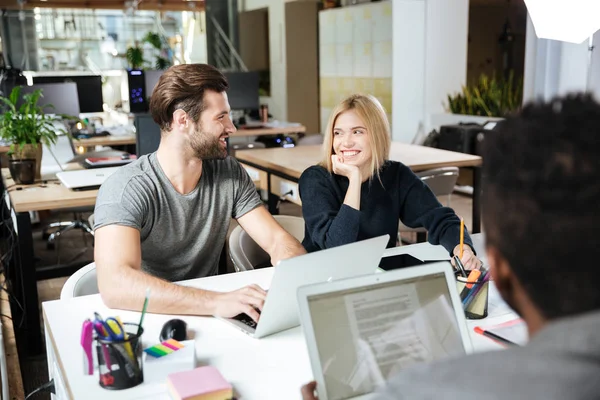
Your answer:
[0,86,64,184]
[143,32,172,70]
[126,45,145,70]
[424,71,523,144]
[446,71,523,117]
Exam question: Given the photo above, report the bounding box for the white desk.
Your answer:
[43,234,518,400]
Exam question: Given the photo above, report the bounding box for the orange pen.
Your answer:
[459,269,482,300]
[465,269,481,289]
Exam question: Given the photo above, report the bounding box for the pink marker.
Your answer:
[80,319,94,375]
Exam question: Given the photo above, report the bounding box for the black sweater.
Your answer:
[298,161,473,254]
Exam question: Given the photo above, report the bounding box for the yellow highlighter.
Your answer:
[107,317,135,361]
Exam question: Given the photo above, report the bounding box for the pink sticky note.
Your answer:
[167,366,232,400]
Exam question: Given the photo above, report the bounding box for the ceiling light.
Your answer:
[524,0,600,43]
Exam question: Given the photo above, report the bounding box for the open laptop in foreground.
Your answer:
[297,262,473,400]
[219,235,389,339]
[56,167,120,191]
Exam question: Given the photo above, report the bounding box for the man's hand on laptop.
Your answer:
[301,381,318,400]
[212,284,267,322]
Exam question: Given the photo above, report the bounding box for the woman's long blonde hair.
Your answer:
[320,94,391,179]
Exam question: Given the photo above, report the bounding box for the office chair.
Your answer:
[228,215,305,272]
[398,167,460,244]
[59,262,99,299]
[41,133,125,249]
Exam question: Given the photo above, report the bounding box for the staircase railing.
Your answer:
[209,15,247,72]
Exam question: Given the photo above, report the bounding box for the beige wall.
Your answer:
[238,8,269,71]
[286,1,320,133]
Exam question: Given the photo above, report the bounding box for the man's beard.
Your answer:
[190,124,227,160]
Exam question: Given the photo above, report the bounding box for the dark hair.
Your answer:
[482,93,600,319]
[149,64,229,131]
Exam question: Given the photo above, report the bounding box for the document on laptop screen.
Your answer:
[308,273,465,400]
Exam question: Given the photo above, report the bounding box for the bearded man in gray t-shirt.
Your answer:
[94,64,306,322]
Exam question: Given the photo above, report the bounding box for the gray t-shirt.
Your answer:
[93,153,263,281]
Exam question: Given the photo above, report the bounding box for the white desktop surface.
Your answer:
[43,234,518,400]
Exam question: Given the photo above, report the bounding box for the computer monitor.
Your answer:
[19,82,80,116]
[32,75,103,113]
[144,70,164,99]
[134,113,161,157]
[224,71,260,111]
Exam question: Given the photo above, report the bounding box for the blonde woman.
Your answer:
[298,94,481,269]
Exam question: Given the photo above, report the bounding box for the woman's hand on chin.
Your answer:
[331,154,362,181]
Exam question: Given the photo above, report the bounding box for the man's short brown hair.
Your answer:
[149,63,229,132]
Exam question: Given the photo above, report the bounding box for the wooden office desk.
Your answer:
[75,126,306,144]
[234,124,306,137]
[73,134,137,148]
[43,234,517,400]
[0,125,306,153]
[1,169,98,357]
[71,125,306,146]
[236,143,483,231]
[0,135,138,154]
[3,172,97,213]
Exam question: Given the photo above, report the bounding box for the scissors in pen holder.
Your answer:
[452,255,468,277]
[93,314,125,341]
[453,256,486,279]
[93,313,141,380]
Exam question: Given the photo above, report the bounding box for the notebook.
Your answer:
[297,262,473,400]
[83,155,137,168]
[167,366,232,400]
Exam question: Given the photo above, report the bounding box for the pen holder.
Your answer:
[456,275,489,320]
[96,323,144,390]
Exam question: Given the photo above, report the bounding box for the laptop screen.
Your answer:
[306,272,466,400]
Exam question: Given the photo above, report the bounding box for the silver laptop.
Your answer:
[56,167,120,191]
[220,235,389,339]
[297,262,474,400]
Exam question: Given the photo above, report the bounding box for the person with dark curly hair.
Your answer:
[302,93,600,400]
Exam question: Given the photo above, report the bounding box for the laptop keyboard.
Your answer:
[232,308,261,329]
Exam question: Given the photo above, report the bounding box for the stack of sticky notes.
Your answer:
[167,366,233,400]
[144,339,185,358]
[144,340,196,383]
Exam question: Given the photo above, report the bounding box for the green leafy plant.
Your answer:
[126,46,145,70]
[143,31,172,70]
[143,32,162,50]
[0,86,64,156]
[446,71,523,117]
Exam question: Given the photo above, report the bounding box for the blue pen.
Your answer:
[463,270,489,306]
[463,270,490,308]
[94,314,141,377]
